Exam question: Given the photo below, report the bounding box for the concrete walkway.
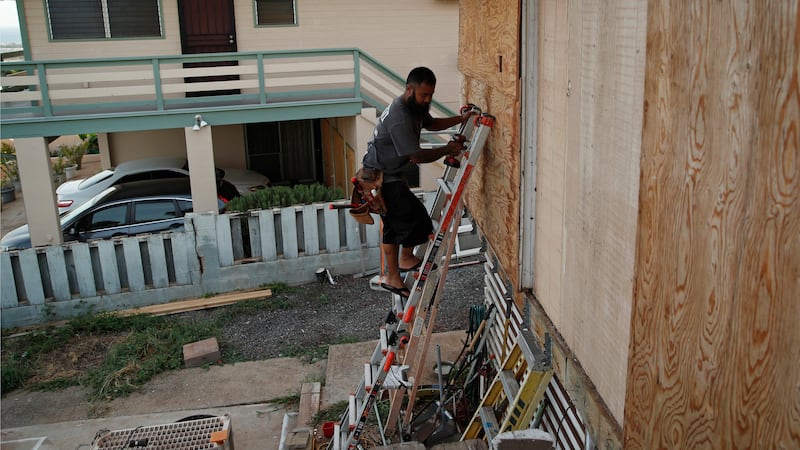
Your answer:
[0,331,467,450]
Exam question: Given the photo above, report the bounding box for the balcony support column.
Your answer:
[184,124,219,214]
[14,137,62,247]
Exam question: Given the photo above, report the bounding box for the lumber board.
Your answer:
[298,382,322,427]
[117,289,273,317]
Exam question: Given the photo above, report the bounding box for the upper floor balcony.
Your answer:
[0,48,455,139]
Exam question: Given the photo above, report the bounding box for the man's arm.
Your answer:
[410,109,476,163]
[426,115,465,131]
[409,140,464,164]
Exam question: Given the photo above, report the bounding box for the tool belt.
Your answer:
[349,167,387,225]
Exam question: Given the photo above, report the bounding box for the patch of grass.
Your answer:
[268,392,301,409]
[303,372,326,386]
[262,282,294,295]
[312,400,348,426]
[1,312,217,400]
[30,377,80,391]
[84,317,217,401]
[334,336,362,345]
[278,343,329,362]
[1,360,32,394]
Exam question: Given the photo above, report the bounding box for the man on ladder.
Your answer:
[360,66,476,297]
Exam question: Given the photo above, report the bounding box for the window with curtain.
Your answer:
[255,0,296,26]
[47,0,162,40]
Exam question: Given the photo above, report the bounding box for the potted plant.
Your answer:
[59,139,89,176]
[52,156,68,186]
[1,140,21,192]
[1,176,15,203]
[1,142,19,203]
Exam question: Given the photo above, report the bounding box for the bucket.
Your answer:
[322,421,336,438]
[315,268,327,283]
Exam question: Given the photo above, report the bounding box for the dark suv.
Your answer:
[1,178,226,251]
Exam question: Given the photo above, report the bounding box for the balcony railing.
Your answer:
[0,48,454,137]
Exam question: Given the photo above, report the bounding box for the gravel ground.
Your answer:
[182,256,487,361]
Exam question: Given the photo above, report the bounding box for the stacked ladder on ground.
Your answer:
[461,328,554,448]
[331,108,494,450]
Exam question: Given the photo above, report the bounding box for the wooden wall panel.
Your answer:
[534,0,570,345]
[320,119,335,187]
[462,79,521,292]
[459,0,519,98]
[625,1,800,448]
[528,0,647,425]
[460,0,522,296]
[333,133,346,193]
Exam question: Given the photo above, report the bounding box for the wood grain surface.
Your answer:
[625,1,800,448]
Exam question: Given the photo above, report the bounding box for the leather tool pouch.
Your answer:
[349,167,387,224]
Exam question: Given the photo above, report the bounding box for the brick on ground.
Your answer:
[183,337,220,368]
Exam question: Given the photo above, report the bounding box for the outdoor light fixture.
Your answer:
[192,114,208,131]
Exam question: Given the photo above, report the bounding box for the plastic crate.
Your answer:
[91,413,233,450]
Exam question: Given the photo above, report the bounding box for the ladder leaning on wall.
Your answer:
[330,107,494,450]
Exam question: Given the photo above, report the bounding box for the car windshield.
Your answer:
[78,169,114,189]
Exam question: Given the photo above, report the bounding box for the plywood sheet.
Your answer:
[459,0,519,98]
[320,119,335,187]
[333,133,346,193]
[462,77,521,294]
[626,1,800,448]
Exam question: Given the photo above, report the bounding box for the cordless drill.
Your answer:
[444,133,467,168]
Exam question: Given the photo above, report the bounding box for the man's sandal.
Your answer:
[380,283,411,298]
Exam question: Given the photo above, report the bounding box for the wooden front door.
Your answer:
[178,0,239,96]
[179,0,237,54]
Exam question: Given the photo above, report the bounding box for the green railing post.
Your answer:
[36,63,52,117]
[153,58,164,111]
[353,50,361,101]
[258,53,266,104]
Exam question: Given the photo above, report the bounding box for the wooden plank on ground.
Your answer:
[117,288,273,317]
[297,382,321,427]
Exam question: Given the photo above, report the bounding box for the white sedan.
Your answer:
[56,156,269,214]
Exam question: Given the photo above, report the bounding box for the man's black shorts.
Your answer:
[380,181,432,247]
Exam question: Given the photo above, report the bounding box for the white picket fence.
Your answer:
[0,202,382,329]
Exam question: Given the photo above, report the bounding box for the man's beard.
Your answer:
[406,90,431,117]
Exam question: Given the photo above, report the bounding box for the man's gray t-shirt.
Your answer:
[363,96,433,183]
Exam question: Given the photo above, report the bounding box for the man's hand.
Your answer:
[460,108,478,123]
[445,139,465,157]
[459,104,480,123]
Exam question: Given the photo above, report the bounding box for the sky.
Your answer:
[0,0,22,44]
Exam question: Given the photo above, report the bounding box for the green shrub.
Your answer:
[225,183,345,212]
[58,140,90,170]
[78,133,99,154]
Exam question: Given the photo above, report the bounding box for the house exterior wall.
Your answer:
[534,0,645,425]
[20,0,183,59]
[460,0,643,430]
[20,0,460,186]
[462,0,799,448]
[233,0,461,111]
[107,126,247,169]
[20,0,461,111]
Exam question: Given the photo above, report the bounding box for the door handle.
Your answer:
[229,35,234,44]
